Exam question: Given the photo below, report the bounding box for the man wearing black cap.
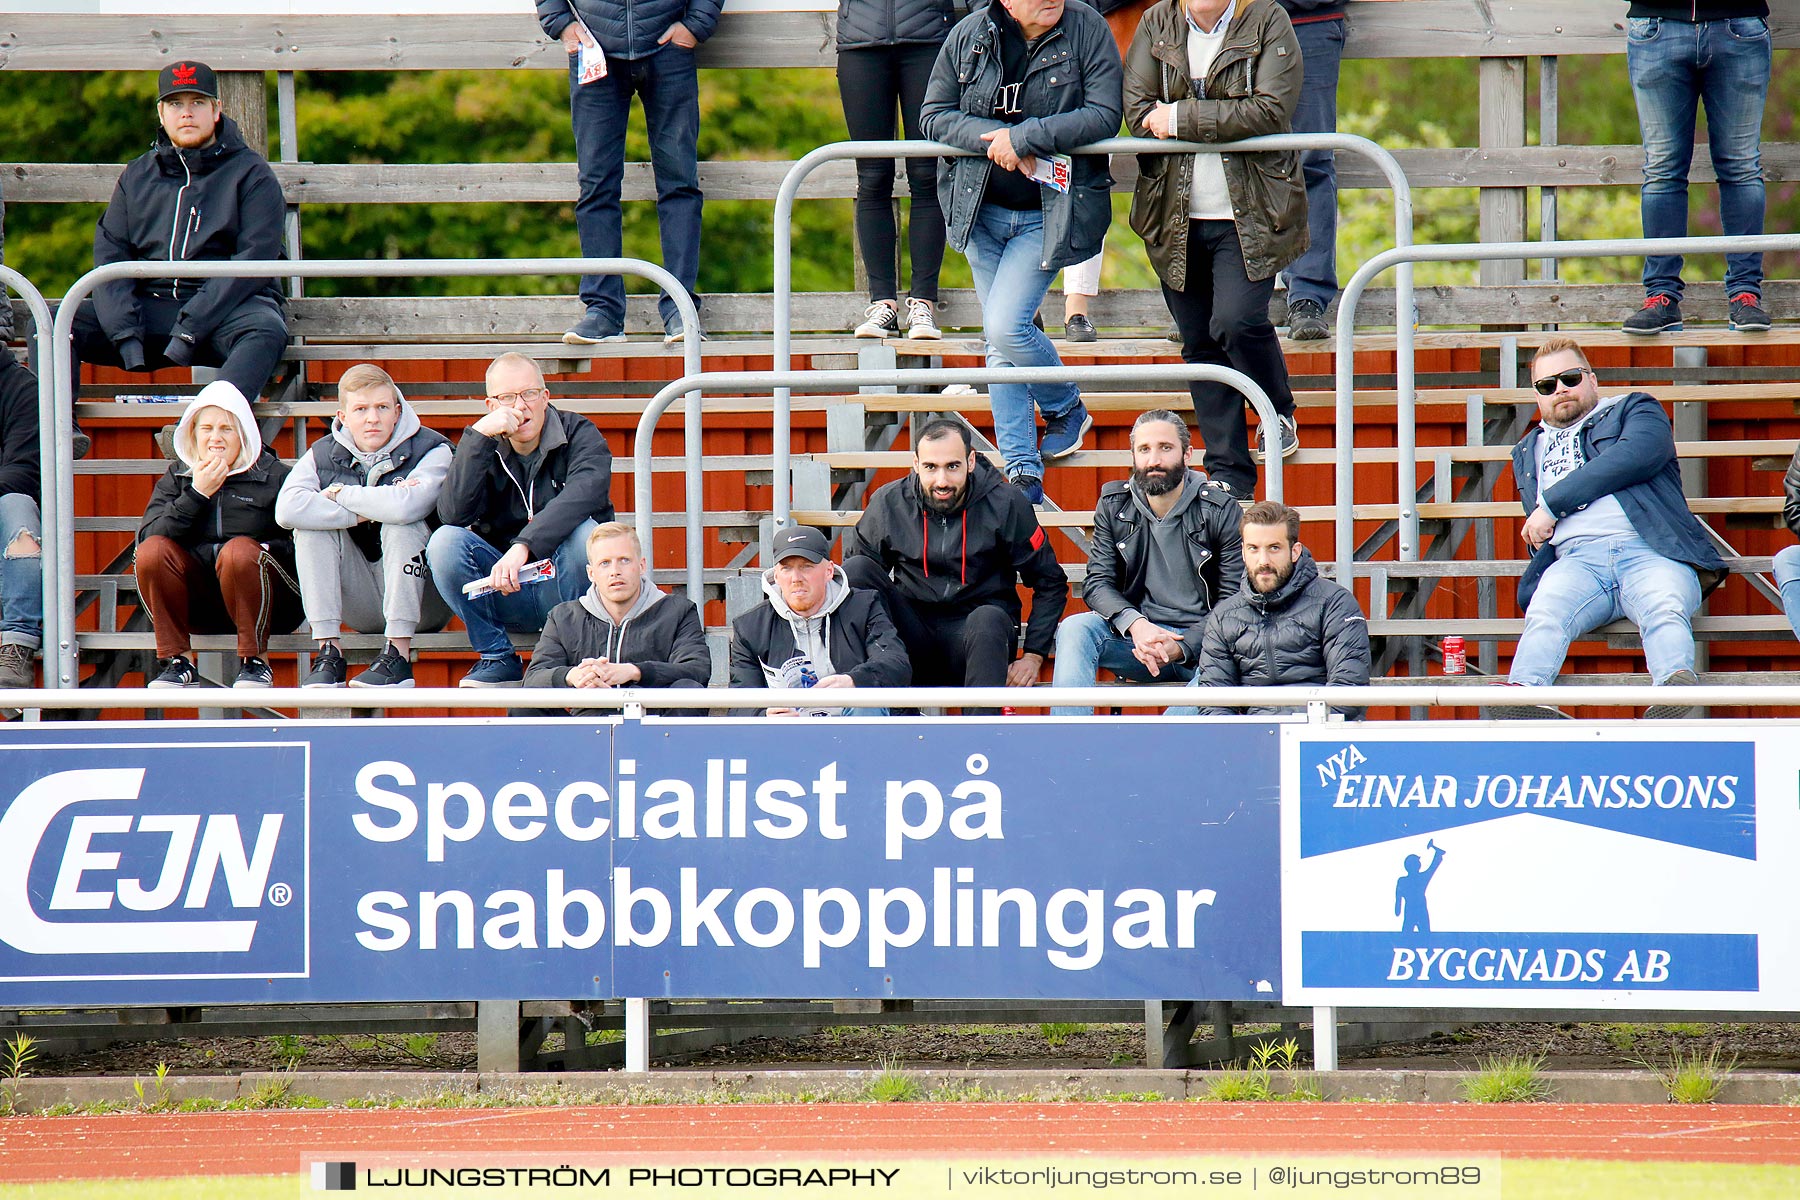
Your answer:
[68,60,289,407]
[729,525,910,717]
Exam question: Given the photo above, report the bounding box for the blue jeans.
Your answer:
[569,44,703,327]
[963,204,1084,480]
[1774,545,1800,641]
[426,521,596,659]
[1627,15,1770,300]
[1507,533,1703,686]
[1050,611,1193,716]
[0,492,43,649]
[1284,17,1344,310]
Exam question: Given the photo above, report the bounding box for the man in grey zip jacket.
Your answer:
[1050,409,1241,714]
[730,525,910,717]
[919,0,1122,496]
[277,364,452,688]
[69,61,289,402]
[526,522,710,716]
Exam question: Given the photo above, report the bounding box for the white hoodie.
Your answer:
[172,379,261,475]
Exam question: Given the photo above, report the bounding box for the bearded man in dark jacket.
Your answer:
[70,62,288,411]
[844,418,1066,708]
[1178,499,1368,717]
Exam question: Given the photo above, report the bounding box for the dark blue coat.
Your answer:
[537,0,722,62]
[1511,391,1727,610]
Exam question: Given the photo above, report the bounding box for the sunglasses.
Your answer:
[1531,367,1592,396]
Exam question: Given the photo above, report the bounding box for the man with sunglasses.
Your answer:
[427,352,614,686]
[1494,336,1725,720]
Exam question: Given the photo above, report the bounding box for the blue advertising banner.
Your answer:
[1281,727,1798,1010]
[0,719,1281,1006]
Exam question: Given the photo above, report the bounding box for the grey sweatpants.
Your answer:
[293,522,449,640]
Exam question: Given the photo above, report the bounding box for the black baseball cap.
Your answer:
[158,61,219,102]
[772,525,830,564]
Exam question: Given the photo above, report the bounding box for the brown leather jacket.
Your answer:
[1123,0,1307,287]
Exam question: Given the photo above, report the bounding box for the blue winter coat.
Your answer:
[537,0,722,62]
[918,0,1122,273]
[1511,391,1727,610]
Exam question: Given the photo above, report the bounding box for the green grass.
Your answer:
[1459,1054,1553,1103]
[1037,1021,1087,1048]
[1197,1037,1324,1103]
[861,1055,922,1103]
[1639,1045,1738,1104]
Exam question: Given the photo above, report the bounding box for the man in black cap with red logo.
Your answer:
[67,60,289,432]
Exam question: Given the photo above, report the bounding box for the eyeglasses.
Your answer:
[488,387,547,406]
[1531,367,1593,396]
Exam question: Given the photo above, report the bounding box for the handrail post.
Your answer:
[0,268,66,687]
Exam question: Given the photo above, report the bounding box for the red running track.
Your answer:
[2,1104,1799,1181]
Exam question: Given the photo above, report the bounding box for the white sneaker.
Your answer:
[854,300,900,338]
[906,297,942,340]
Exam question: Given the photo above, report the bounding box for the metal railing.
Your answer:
[2,264,58,682]
[632,363,1283,586]
[45,256,699,689]
[773,135,1417,529]
[1332,232,1800,573]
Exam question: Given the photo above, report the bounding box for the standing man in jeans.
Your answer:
[1621,2,1772,335]
[1276,0,1345,342]
[919,0,1122,506]
[539,0,719,346]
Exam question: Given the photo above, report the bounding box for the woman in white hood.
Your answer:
[135,379,302,688]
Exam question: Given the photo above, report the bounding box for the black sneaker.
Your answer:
[1008,473,1044,505]
[854,300,900,339]
[352,642,415,689]
[1623,293,1682,335]
[563,308,626,346]
[459,653,525,688]
[1287,297,1328,341]
[233,655,273,689]
[1644,668,1700,720]
[72,423,92,461]
[1728,292,1772,333]
[1063,313,1097,342]
[1253,414,1299,463]
[301,643,346,688]
[148,655,201,688]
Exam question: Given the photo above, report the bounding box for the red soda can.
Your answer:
[1441,636,1467,675]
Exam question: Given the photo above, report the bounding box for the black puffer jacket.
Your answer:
[537,0,722,60]
[138,449,294,575]
[436,405,614,560]
[1192,547,1369,717]
[93,116,286,356]
[1783,443,1799,541]
[0,175,11,345]
[0,354,38,502]
[837,0,959,48]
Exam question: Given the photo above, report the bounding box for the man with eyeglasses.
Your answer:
[1493,336,1726,721]
[68,61,289,450]
[427,352,615,686]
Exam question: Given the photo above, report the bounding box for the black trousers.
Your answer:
[71,292,288,400]
[836,43,944,304]
[1162,219,1297,497]
[843,556,1013,708]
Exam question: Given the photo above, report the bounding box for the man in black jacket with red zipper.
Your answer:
[844,418,1067,706]
[69,61,289,408]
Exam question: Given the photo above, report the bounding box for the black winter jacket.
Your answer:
[1193,547,1369,716]
[919,0,1123,274]
[137,448,295,575]
[729,587,911,702]
[0,175,11,345]
[436,405,614,560]
[1084,471,1242,665]
[94,116,286,357]
[524,586,711,714]
[1782,444,1799,541]
[837,0,959,49]
[537,0,722,61]
[0,354,38,502]
[847,457,1069,656]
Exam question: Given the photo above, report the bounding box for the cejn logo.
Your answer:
[0,747,308,981]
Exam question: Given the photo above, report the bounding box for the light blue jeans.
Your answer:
[0,492,43,649]
[1050,612,1193,716]
[426,521,596,659]
[1774,544,1800,641]
[1627,15,1770,299]
[963,203,1084,480]
[1508,532,1703,686]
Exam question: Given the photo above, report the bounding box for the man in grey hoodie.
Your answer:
[525,522,711,715]
[277,364,452,687]
[729,525,910,717]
